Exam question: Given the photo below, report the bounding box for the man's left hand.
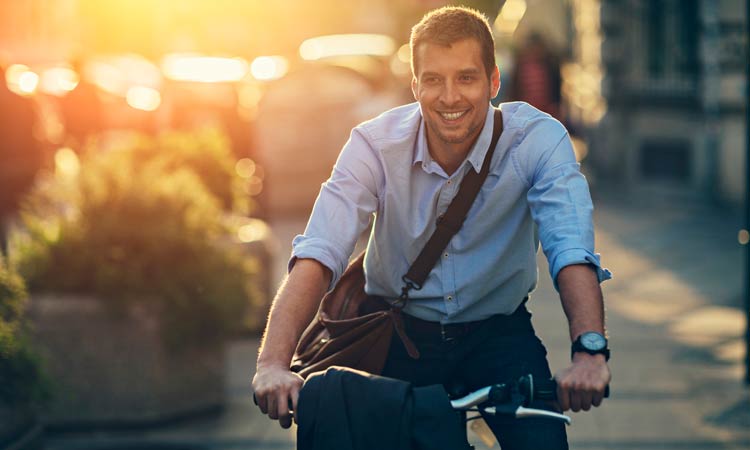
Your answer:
[554,353,611,412]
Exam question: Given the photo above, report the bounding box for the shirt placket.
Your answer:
[435,173,461,314]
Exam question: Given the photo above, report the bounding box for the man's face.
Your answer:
[412,38,500,150]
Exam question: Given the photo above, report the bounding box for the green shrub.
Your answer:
[118,128,251,215]
[12,131,260,348]
[0,257,48,406]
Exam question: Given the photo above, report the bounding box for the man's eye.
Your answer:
[459,75,475,82]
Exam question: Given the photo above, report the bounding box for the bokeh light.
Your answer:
[235,158,257,179]
[54,147,81,179]
[250,56,289,81]
[126,86,161,111]
[18,71,40,94]
[396,44,410,64]
[244,176,263,196]
[495,0,527,35]
[39,66,80,96]
[6,64,39,95]
[237,219,271,244]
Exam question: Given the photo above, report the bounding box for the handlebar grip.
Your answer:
[252,392,295,411]
[532,378,558,401]
[525,376,610,402]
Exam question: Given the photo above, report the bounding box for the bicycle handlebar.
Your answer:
[450,374,611,426]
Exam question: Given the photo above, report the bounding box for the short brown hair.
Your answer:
[410,6,496,78]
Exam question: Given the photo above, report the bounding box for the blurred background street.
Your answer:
[0,0,748,449]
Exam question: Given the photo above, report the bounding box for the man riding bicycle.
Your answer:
[253,7,612,449]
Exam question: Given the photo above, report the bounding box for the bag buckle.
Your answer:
[394,277,420,309]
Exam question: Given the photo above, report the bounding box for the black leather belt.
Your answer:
[403,315,489,342]
[402,299,532,342]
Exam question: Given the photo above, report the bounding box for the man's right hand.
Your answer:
[252,364,304,429]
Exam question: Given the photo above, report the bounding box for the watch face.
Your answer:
[580,332,606,351]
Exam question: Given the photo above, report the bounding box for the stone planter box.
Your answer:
[28,295,225,429]
[0,406,42,450]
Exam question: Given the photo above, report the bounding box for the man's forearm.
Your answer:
[556,263,605,341]
[257,258,332,368]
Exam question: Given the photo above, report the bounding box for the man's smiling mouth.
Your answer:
[440,110,468,121]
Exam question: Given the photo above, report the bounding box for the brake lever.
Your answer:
[515,406,572,425]
[481,406,572,425]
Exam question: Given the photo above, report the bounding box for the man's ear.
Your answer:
[490,66,500,98]
[411,77,418,101]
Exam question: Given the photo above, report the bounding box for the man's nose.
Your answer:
[439,81,461,105]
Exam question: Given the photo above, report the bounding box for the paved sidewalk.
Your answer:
[527,190,750,450]
[44,190,750,449]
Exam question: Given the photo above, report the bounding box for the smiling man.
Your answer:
[253,6,611,448]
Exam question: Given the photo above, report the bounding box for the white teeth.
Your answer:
[441,111,465,120]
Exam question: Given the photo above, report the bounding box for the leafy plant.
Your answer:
[118,128,251,214]
[0,257,48,406]
[12,130,262,348]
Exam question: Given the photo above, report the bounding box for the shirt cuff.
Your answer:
[550,248,612,292]
[289,235,350,291]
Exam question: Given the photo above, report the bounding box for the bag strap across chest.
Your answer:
[398,108,504,302]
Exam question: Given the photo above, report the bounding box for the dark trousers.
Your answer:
[381,303,569,450]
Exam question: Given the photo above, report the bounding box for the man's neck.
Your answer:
[427,134,479,177]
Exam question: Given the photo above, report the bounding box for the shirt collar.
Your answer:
[413,104,496,175]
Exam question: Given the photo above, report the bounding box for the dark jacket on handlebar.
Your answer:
[297,367,467,450]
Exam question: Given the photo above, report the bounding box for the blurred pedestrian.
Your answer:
[510,32,563,121]
[0,65,41,255]
[59,59,102,151]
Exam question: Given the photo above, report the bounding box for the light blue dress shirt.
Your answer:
[291,101,611,323]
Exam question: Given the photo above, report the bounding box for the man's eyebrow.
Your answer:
[458,68,481,75]
[420,71,441,78]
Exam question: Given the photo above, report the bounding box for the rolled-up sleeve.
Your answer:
[526,130,612,291]
[289,128,382,290]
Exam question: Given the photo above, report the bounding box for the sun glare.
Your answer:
[162,54,249,83]
[299,34,396,60]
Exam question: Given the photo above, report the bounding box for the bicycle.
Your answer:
[256,371,609,450]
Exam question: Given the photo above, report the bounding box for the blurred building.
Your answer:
[591,0,747,205]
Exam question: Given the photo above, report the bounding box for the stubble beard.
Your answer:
[429,116,483,146]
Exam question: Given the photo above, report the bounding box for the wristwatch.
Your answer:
[571,331,610,361]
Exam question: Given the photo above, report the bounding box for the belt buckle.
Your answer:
[440,323,455,342]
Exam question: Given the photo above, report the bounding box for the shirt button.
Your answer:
[443,252,449,258]
[446,295,453,301]
[447,180,452,185]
